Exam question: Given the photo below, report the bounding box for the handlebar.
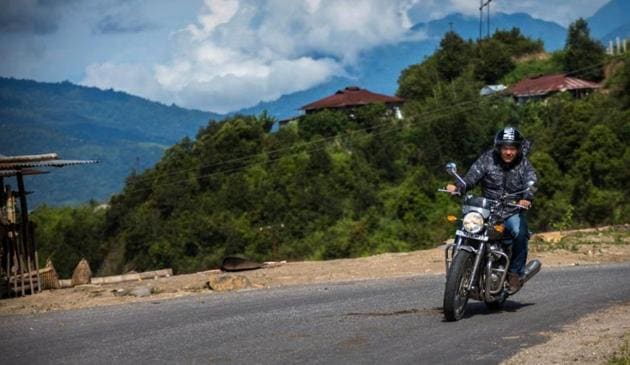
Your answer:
[437,188,461,196]
[438,188,529,210]
[507,202,530,210]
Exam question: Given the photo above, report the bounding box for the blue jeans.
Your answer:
[504,213,529,276]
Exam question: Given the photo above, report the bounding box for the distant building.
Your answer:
[300,86,405,119]
[506,74,601,103]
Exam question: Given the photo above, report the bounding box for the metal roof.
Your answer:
[0,152,98,174]
[0,168,49,177]
[0,160,98,169]
[507,74,601,97]
[0,153,59,163]
[301,86,404,111]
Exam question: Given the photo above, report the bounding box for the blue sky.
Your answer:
[0,0,610,113]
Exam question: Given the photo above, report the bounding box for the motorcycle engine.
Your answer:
[488,265,505,292]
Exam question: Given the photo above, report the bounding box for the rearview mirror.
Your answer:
[445,162,467,188]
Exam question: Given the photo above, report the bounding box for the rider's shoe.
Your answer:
[507,260,542,295]
[507,272,523,294]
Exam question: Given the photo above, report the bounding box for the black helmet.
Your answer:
[494,127,523,148]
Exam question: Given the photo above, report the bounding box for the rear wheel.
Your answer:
[443,250,474,321]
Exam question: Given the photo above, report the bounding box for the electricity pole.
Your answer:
[479,0,483,40]
[479,0,494,39]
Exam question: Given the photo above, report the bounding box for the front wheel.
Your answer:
[443,250,474,321]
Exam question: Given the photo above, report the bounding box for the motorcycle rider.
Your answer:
[446,126,538,292]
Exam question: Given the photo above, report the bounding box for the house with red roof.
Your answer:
[300,86,405,119]
[506,74,601,103]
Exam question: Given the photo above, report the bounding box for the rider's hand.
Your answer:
[446,184,458,194]
[518,200,532,209]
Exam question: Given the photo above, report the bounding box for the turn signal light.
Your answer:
[447,215,457,223]
[494,224,505,233]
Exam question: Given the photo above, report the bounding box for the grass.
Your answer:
[530,225,630,253]
[609,333,630,365]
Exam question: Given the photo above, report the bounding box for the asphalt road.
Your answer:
[1,262,629,364]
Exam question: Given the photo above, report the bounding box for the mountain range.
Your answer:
[1,0,628,206]
[0,78,220,206]
[587,0,630,41]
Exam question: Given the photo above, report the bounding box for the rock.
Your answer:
[112,288,129,297]
[71,258,92,286]
[207,274,252,292]
[129,286,153,297]
[111,286,154,297]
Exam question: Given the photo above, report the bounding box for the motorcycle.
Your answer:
[439,162,541,321]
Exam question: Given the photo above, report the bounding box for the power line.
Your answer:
[120,59,610,195]
[121,100,483,195]
[127,98,478,185]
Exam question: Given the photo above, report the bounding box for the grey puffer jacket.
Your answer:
[455,141,537,219]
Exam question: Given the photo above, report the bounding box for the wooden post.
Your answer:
[30,222,41,292]
[0,177,5,284]
[6,190,19,296]
[0,176,4,212]
[16,172,35,295]
[10,224,24,296]
[2,232,9,296]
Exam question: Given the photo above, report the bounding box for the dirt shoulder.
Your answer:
[502,302,630,365]
[1,226,629,363]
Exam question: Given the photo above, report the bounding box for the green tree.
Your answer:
[475,39,515,84]
[436,31,473,81]
[564,18,605,81]
[608,55,630,108]
[397,56,440,101]
[31,203,107,277]
[492,28,544,57]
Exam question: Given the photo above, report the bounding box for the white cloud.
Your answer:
[80,0,610,113]
[81,0,422,113]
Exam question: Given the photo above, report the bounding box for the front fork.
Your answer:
[444,236,485,293]
[466,242,485,293]
[444,236,465,273]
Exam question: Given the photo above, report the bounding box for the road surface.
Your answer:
[1,262,629,364]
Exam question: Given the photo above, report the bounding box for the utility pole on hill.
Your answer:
[479,0,494,40]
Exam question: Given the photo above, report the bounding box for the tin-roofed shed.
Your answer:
[0,153,97,297]
[300,86,405,119]
[506,74,601,103]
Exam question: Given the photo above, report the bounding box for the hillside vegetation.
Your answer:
[31,22,630,277]
[0,79,220,206]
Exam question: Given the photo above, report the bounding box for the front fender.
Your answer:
[458,245,476,254]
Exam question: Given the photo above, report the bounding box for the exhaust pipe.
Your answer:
[522,259,542,284]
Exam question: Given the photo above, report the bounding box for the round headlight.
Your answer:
[462,212,484,234]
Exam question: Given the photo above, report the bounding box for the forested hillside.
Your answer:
[0,78,221,206]
[31,23,630,277]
